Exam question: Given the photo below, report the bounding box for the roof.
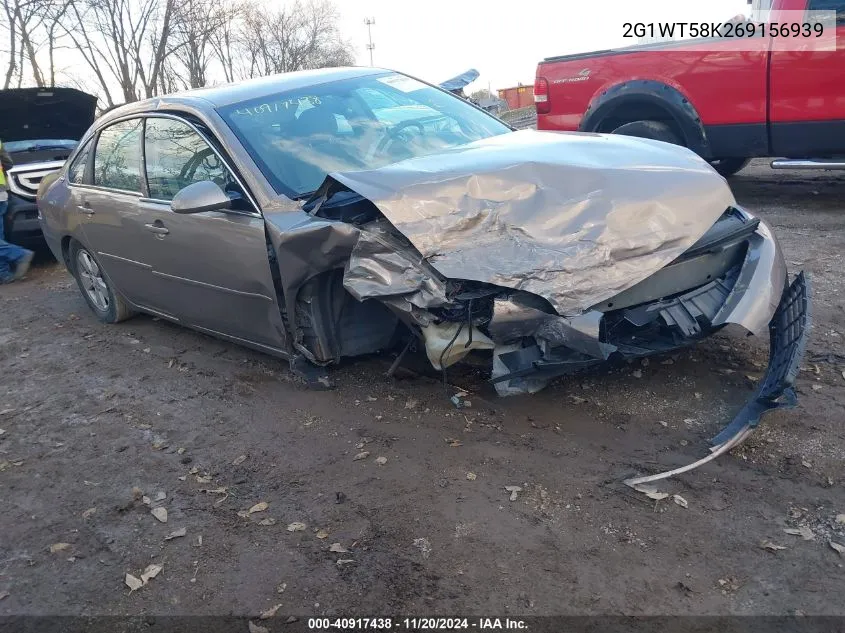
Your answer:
[100,66,390,123]
[182,66,388,107]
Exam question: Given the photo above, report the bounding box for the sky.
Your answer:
[1,0,751,96]
[331,0,751,92]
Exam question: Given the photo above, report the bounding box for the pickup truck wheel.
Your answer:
[611,121,683,146]
[69,240,135,324]
[709,158,750,177]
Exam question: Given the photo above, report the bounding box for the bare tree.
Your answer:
[211,0,354,81]
[56,0,179,103]
[2,0,353,104]
[169,0,230,89]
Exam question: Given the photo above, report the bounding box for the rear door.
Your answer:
[77,118,158,308]
[768,0,845,156]
[137,115,287,351]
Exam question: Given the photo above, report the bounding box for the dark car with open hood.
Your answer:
[37,67,810,482]
[1,87,97,245]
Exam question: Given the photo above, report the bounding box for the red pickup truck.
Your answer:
[535,0,845,176]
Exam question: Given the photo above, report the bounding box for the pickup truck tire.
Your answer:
[709,158,751,177]
[611,121,683,146]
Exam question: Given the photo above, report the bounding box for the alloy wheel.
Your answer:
[76,249,110,312]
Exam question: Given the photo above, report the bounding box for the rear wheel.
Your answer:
[69,240,134,323]
[611,120,683,146]
[709,157,750,177]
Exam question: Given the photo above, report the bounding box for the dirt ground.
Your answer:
[1,160,844,618]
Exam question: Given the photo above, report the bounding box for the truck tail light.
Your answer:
[534,77,550,114]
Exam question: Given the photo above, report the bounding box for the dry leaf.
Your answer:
[50,543,70,553]
[673,495,689,509]
[248,621,269,633]
[258,518,276,526]
[82,507,97,519]
[247,502,268,515]
[830,541,845,555]
[446,438,463,447]
[164,527,187,541]
[151,507,168,523]
[200,487,228,495]
[195,475,212,484]
[131,486,143,500]
[329,542,348,553]
[140,563,162,584]
[760,540,787,552]
[124,573,143,592]
[336,558,355,567]
[783,526,814,540]
[632,483,670,501]
[286,522,306,532]
[316,529,329,539]
[374,456,387,465]
[260,603,283,619]
[232,455,247,466]
[353,451,370,461]
[466,472,477,481]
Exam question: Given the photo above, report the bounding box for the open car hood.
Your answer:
[0,87,97,143]
[330,129,736,316]
[439,68,480,93]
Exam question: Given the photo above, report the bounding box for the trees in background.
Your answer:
[0,0,354,106]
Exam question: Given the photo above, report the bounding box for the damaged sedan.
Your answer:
[38,67,809,473]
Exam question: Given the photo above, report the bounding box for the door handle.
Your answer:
[144,223,170,235]
[77,204,94,215]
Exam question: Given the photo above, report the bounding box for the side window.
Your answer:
[94,119,143,192]
[67,139,92,184]
[144,117,234,201]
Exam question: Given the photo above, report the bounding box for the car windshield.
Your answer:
[218,71,511,198]
[3,139,78,152]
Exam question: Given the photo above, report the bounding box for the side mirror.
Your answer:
[171,180,231,214]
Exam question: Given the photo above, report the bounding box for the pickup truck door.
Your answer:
[768,0,845,156]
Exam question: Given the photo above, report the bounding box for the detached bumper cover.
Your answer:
[711,271,811,446]
[625,272,811,486]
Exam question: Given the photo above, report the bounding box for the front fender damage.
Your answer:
[265,130,810,481]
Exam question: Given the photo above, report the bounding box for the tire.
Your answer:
[709,157,750,177]
[611,120,683,146]
[68,239,135,323]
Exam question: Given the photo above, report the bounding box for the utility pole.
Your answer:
[364,17,376,66]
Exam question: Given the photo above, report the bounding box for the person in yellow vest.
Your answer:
[0,139,34,283]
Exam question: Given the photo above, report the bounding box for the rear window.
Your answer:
[94,119,143,192]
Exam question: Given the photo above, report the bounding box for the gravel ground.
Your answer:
[1,160,843,618]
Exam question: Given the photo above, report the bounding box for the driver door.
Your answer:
[136,115,287,351]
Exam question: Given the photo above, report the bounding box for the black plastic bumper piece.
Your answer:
[710,271,811,446]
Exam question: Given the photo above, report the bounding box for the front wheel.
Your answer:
[69,240,135,323]
[709,157,750,177]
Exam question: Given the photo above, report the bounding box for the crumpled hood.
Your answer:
[330,129,736,316]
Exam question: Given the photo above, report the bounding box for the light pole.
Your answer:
[364,17,376,66]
